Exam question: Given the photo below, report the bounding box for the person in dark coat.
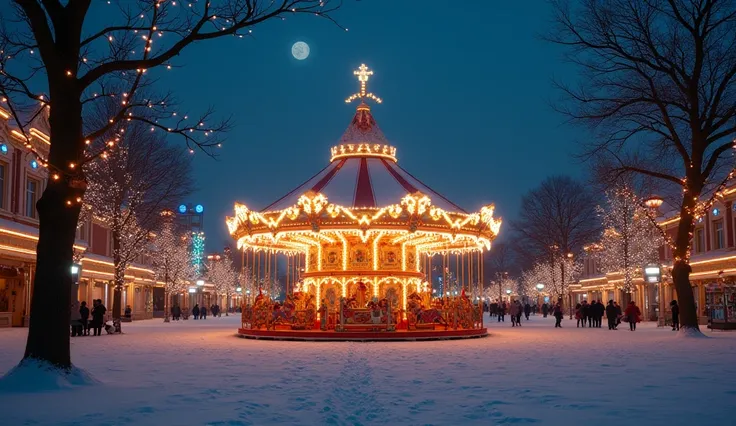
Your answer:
[541,303,549,318]
[588,300,596,327]
[670,300,680,331]
[553,303,563,327]
[598,300,606,327]
[498,302,506,322]
[624,301,642,331]
[605,300,618,330]
[614,301,622,326]
[192,304,200,320]
[523,303,531,320]
[79,301,90,335]
[201,305,208,319]
[91,299,107,336]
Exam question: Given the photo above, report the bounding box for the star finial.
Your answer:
[345,64,383,104]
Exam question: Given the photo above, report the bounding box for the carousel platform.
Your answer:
[237,327,488,341]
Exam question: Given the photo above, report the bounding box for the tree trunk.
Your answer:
[23,182,80,369]
[112,232,123,332]
[21,11,86,370]
[672,192,699,330]
[164,289,170,322]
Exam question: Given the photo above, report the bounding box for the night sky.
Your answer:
[156,1,586,250]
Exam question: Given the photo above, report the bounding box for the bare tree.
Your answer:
[512,175,600,261]
[0,0,345,370]
[83,99,194,330]
[547,0,736,331]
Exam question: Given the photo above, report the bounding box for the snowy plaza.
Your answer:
[2,316,735,426]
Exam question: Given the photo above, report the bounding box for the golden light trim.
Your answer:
[0,227,87,252]
[330,143,397,163]
[81,257,155,274]
[0,107,9,120]
[345,63,383,104]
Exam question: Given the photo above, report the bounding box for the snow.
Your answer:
[1,315,735,426]
[0,359,98,393]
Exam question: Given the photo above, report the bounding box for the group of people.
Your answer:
[487,300,533,325]
[70,299,108,336]
[169,303,226,320]
[190,303,223,320]
[575,300,610,328]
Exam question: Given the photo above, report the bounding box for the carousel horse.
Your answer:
[407,292,446,325]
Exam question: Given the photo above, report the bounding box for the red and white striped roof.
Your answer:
[263,104,466,213]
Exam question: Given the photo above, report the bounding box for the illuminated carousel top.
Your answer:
[226,64,502,255]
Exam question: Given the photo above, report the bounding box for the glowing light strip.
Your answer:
[0,243,36,255]
[0,227,87,251]
[29,128,50,144]
[81,257,154,274]
[401,242,407,271]
[335,232,348,271]
[373,231,384,271]
[0,107,9,119]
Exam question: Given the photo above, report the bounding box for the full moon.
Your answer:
[291,41,310,60]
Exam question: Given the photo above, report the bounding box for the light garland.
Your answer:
[592,187,662,292]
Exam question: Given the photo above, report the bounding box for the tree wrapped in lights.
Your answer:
[152,218,195,322]
[206,257,237,314]
[484,277,517,302]
[238,268,255,305]
[595,187,663,293]
[83,102,193,328]
[0,0,345,370]
[522,259,581,304]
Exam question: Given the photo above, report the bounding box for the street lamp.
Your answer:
[505,289,512,301]
[196,279,205,286]
[644,264,663,326]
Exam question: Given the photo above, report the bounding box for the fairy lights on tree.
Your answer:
[0,0,345,369]
[153,217,196,323]
[82,100,193,327]
[593,187,663,293]
[206,257,237,311]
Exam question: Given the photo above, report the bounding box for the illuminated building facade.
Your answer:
[0,105,158,327]
[575,191,736,326]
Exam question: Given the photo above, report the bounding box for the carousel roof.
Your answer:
[262,103,466,213]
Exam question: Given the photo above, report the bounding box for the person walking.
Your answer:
[524,302,531,321]
[201,305,208,320]
[670,300,680,331]
[91,299,106,336]
[541,302,549,318]
[192,304,200,320]
[581,300,590,327]
[79,301,90,336]
[624,301,641,331]
[575,303,583,327]
[553,303,563,327]
[614,301,622,327]
[515,301,523,325]
[70,301,83,337]
[597,300,606,328]
[605,300,618,330]
[498,302,506,322]
[509,301,519,327]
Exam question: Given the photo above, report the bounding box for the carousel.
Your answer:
[227,64,502,340]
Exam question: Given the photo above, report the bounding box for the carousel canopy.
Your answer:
[262,103,466,213]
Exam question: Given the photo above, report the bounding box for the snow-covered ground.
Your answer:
[1,315,735,426]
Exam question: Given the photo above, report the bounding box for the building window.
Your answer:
[0,162,5,209]
[77,220,88,242]
[714,220,724,250]
[25,179,39,218]
[695,228,705,253]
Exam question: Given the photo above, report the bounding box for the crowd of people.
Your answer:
[485,298,680,331]
[70,299,109,336]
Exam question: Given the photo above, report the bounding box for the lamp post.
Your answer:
[505,288,512,302]
[536,283,544,308]
[644,264,662,326]
[644,196,665,325]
